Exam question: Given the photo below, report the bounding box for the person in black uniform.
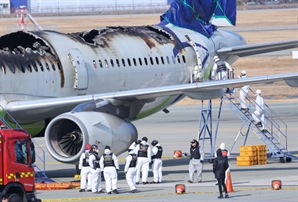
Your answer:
[188,139,204,183]
[213,149,229,199]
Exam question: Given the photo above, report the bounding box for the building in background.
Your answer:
[0,0,10,14]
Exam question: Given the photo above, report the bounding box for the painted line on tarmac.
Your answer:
[40,186,298,202]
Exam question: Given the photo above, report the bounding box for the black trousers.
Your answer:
[217,178,227,195]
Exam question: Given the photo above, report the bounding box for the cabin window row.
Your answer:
[93,55,186,68]
[0,61,61,74]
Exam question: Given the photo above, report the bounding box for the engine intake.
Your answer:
[45,111,138,164]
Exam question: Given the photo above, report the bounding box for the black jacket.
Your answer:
[213,149,229,179]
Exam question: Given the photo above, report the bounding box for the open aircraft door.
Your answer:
[68,49,88,90]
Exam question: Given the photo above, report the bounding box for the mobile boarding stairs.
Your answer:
[197,88,297,163]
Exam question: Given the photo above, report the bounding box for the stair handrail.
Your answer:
[0,105,47,177]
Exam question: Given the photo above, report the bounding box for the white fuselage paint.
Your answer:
[0,25,246,119]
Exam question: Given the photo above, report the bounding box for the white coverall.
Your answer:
[124,150,137,191]
[88,152,102,193]
[135,141,151,183]
[99,149,119,193]
[189,146,204,182]
[238,75,250,109]
[252,94,266,130]
[151,144,163,183]
[212,60,233,80]
[78,150,91,191]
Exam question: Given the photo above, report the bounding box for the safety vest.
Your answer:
[152,146,163,159]
[91,152,100,168]
[129,154,137,168]
[137,144,148,158]
[190,146,201,159]
[216,60,226,72]
[103,153,115,167]
[82,150,90,167]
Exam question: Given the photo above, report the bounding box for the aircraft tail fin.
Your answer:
[210,0,237,27]
[159,0,236,37]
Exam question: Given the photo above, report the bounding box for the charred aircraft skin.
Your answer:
[0,24,248,163]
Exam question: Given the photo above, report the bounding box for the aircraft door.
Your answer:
[68,49,88,90]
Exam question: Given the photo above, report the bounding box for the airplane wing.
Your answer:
[217,39,298,57]
[5,72,298,122]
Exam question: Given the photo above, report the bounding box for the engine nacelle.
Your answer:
[45,111,138,164]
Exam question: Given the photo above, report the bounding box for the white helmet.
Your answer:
[255,89,261,95]
[214,56,220,62]
[241,70,246,75]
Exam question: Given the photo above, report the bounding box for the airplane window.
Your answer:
[172,55,176,64]
[144,58,148,66]
[51,62,56,71]
[127,59,131,66]
[32,62,38,72]
[155,57,159,65]
[20,65,25,73]
[138,58,142,66]
[7,62,15,73]
[57,63,62,71]
[166,56,170,64]
[133,58,137,66]
[104,59,109,68]
[99,60,103,68]
[110,59,114,68]
[26,64,32,73]
[45,63,50,71]
[182,55,186,63]
[161,57,164,65]
[116,59,120,67]
[177,55,181,63]
[122,59,126,67]
[93,60,97,68]
[38,61,44,71]
[150,57,154,65]
[1,66,5,74]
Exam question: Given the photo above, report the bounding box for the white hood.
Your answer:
[220,143,226,150]
[104,149,111,154]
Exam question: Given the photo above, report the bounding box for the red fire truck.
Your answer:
[0,128,41,202]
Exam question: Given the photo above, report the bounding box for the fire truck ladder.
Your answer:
[222,89,297,163]
[0,105,52,182]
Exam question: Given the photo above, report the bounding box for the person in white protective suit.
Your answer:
[252,89,266,132]
[212,56,233,81]
[135,137,151,185]
[124,146,138,193]
[99,146,119,194]
[238,70,250,113]
[151,140,163,183]
[78,143,92,192]
[88,144,103,194]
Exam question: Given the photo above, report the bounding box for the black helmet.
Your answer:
[142,137,148,142]
[105,145,111,150]
[151,140,158,146]
[91,144,98,149]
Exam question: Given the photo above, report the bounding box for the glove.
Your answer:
[200,160,204,163]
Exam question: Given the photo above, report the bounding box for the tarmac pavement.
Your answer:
[34,101,298,201]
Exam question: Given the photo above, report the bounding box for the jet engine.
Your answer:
[45,111,138,164]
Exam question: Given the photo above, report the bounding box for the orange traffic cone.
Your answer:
[175,184,185,195]
[272,180,282,190]
[174,150,182,158]
[226,172,234,192]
